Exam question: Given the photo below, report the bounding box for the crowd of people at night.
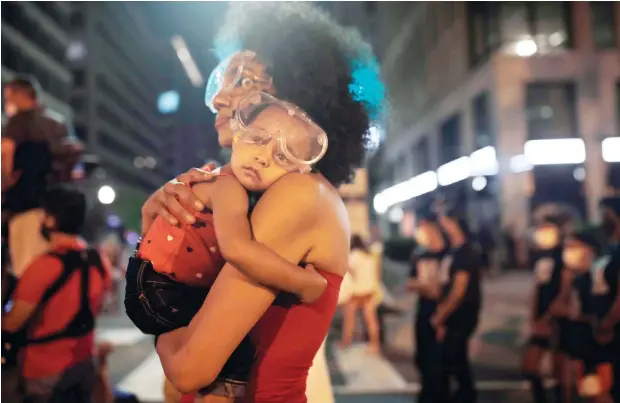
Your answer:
[2,2,620,403]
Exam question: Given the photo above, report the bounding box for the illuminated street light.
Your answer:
[98,185,116,205]
[472,176,487,192]
[515,39,537,57]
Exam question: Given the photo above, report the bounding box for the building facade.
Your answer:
[69,2,172,229]
[375,2,620,236]
[1,1,74,122]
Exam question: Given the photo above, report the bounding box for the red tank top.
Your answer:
[245,269,343,403]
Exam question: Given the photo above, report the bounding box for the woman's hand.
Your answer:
[141,164,216,233]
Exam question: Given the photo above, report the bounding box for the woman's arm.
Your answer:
[210,176,327,303]
[157,174,322,393]
[140,165,216,235]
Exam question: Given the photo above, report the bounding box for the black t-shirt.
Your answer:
[441,244,481,325]
[532,247,564,319]
[409,247,445,318]
[574,246,620,320]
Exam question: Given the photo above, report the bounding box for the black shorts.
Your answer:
[124,257,255,386]
[554,319,582,358]
[558,321,613,369]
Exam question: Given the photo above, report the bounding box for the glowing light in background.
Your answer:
[515,38,537,57]
[573,167,586,182]
[437,157,470,186]
[472,176,488,191]
[107,214,122,228]
[510,154,533,173]
[373,171,438,214]
[157,91,180,114]
[171,35,204,87]
[524,138,586,165]
[98,185,116,205]
[66,41,87,61]
[470,146,499,176]
[388,207,404,223]
[602,137,620,162]
[366,125,383,151]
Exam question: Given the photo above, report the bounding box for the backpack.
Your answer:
[1,248,105,369]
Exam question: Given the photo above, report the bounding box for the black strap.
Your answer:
[27,248,104,345]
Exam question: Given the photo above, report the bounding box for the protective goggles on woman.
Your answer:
[205,53,272,113]
[230,91,328,169]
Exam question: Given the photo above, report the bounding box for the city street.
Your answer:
[98,263,539,403]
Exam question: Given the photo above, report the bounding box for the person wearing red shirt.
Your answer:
[2,185,111,403]
[141,3,383,402]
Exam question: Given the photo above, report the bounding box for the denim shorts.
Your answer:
[124,257,255,389]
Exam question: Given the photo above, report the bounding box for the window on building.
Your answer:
[468,2,570,66]
[591,2,617,49]
[414,137,431,173]
[70,11,85,29]
[440,114,461,164]
[473,92,494,148]
[73,70,85,87]
[526,83,577,140]
[74,124,87,142]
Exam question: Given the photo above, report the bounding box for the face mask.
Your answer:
[562,248,588,271]
[534,228,559,250]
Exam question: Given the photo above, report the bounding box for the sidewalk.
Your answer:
[327,264,533,389]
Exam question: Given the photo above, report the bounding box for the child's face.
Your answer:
[230,105,313,192]
[562,238,594,272]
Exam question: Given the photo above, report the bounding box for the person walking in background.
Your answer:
[340,234,381,354]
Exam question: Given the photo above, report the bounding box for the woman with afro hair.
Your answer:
[141,2,385,402]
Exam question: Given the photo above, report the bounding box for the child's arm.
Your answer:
[205,176,327,303]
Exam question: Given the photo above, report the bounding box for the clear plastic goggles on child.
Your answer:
[230,91,328,171]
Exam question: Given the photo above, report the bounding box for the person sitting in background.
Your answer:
[340,234,381,354]
[2,75,83,278]
[2,185,111,403]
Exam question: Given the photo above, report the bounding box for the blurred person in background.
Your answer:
[522,215,569,403]
[98,232,126,314]
[339,234,381,354]
[2,75,83,278]
[559,231,609,403]
[590,197,620,402]
[434,211,482,403]
[1,185,111,403]
[406,203,448,403]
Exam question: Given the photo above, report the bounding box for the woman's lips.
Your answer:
[215,115,230,129]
